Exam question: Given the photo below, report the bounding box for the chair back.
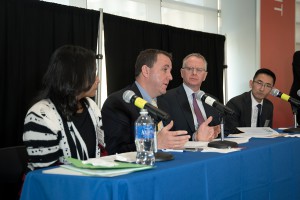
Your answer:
[0,145,28,199]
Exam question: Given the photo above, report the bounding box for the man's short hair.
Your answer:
[253,68,276,85]
[134,49,172,77]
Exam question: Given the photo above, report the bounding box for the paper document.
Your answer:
[43,166,89,176]
[184,141,208,148]
[284,134,300,138]
[184,136,249,149]
[233,127,282,138]
[60,164,153,177]
[184,141,242,153]
[115,152,137,163]
[42,153,154,177]
[82,158,118,167]
[214,137,250,144]
[43,165,153,177]
[201,147,241,153]
[66,156,147,169]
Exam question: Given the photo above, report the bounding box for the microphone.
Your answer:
[297,89,300,97]
[195,91,235,115]
[270,88,300,107]
[123,90,170,121]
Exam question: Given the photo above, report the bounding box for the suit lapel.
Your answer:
[245,92,253,127]
[176,85,195,132]
[130,83,144,114]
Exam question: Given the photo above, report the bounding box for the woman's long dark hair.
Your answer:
[36,45,96,120]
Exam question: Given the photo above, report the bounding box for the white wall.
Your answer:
[220,0,258,102]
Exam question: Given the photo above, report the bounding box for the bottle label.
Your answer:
[136,125,155,139]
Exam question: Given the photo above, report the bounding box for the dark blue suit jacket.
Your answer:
[158,84,221,139]
[101,83,171,155]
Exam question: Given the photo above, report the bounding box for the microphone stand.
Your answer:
[207,113,238,149]
[293,105,298,128]
[153,120,174,162]
[283,105,300,133]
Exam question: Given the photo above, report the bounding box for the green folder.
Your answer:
[59,157,154,177]
[66,157,154,169]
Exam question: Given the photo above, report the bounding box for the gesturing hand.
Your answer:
[157,120,190,149]
[195,116,217,142]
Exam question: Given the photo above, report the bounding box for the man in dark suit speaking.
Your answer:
[159,53,221,141]
[101,49,191,155]
[224,68,276,134]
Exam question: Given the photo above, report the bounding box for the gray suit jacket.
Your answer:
[224,91,273,134]
[158,84,221,139]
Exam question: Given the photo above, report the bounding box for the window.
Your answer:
[43,0,220,106]
[161,0,219,34]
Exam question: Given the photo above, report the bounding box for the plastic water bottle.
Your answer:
[135,109,155,166]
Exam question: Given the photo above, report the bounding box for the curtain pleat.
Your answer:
[0,0,99,148]
[103,13,225,103]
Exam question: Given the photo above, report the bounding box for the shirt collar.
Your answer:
[250,91,263,108]
[135,81,153,103]
[182,83,200,97]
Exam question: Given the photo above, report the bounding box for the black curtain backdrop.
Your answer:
[103,13,225,102]
[0,0,99,148]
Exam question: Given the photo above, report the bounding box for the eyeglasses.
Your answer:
[253,80,273,89]
[182,67,206,74]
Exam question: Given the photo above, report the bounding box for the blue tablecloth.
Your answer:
[20,137,300,200]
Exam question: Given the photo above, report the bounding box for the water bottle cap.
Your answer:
[140,109,148,114]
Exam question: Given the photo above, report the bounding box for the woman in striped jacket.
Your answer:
[23,45,105,171]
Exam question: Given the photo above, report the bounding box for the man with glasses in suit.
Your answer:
[224,68,276,134]
[159,53,220,141]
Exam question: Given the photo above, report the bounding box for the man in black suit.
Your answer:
[159,53,221,141]
[101,49,192,155]
[224,68,276,134]
[289,51,300,126]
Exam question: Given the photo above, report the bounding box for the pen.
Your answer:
[114,159,135,163]
[162,149,184,152]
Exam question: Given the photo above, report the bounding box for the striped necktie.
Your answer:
[192,93,205,125]
[151,99,163,131]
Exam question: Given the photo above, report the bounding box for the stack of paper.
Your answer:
[43,152,154,177]
[234,127,284,138]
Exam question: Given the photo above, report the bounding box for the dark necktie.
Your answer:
[256,104,262,127]
[192,93,205,125]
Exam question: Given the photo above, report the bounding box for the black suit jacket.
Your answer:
[224,91,273,134]
[101,83,142,155]
[158,84,221,139]
[289,51,300,125]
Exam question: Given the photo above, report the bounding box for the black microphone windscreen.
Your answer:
[123,90,135,103]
